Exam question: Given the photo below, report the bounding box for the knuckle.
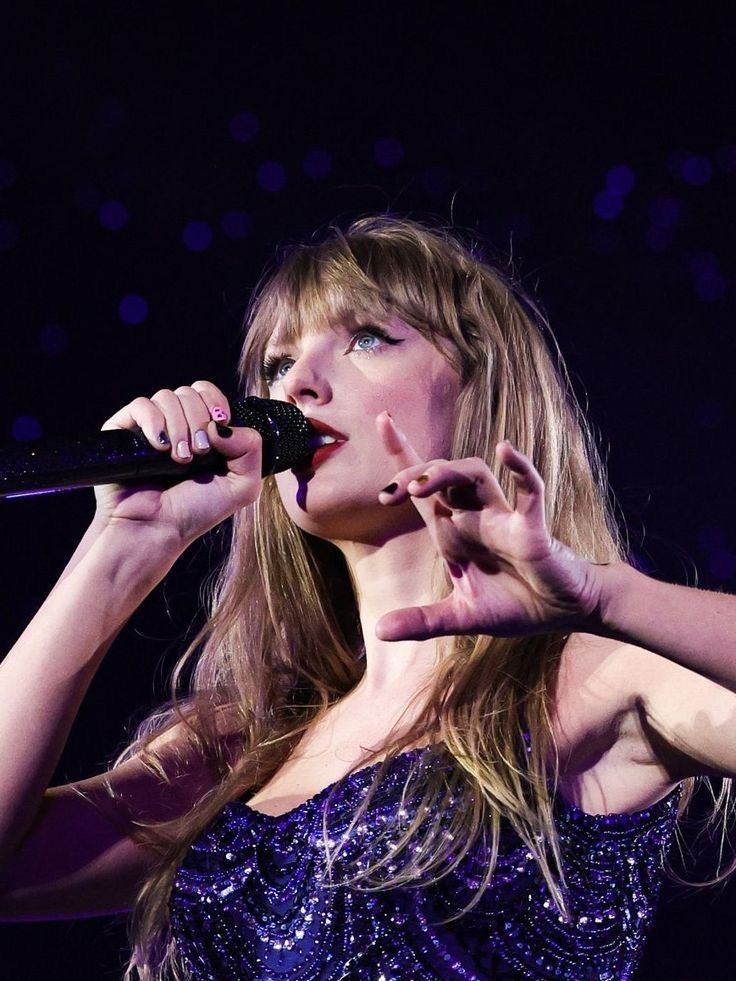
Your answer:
[151,388,175,402]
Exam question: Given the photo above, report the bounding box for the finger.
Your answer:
[496,441,546,521]
[150,389,194,462]
[173,385,217,456]
[101,397,171,451]
[375,412,424,468]
[406,458,510,512]
[375,595,462,642]
[207,422,263,478]
[191,380,231,425]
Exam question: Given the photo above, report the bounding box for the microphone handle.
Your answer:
[0,397,312,500]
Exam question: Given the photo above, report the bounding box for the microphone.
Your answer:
[0,397,313,500]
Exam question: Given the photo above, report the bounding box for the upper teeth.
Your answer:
[316,434,337,445]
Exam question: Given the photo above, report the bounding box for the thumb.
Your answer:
[207,422,263,477]
[375,596,459,641]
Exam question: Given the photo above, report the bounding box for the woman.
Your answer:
[0,216,735,979]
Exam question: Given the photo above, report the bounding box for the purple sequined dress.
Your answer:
[170,746,680,979]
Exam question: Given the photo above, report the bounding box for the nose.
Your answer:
[279,345,332,407]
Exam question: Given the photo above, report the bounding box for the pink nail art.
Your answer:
[212,406,228,422]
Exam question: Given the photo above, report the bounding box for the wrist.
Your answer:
[586,559,643,642]
[90,518,187,581]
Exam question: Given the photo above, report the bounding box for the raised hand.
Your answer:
[95,381,263,546]
[374,413,606,641]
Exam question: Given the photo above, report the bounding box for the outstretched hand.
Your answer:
[374,413,608,642]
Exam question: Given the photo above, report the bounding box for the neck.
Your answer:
[334,525,448,704]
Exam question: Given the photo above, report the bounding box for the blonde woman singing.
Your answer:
[1,217,735,979]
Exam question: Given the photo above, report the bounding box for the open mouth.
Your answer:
[302,432,346,469]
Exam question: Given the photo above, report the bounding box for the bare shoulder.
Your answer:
[0,720,221,921]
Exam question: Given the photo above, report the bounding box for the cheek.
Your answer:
[416,373,461,459]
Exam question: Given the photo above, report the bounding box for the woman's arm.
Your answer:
[0,380,263,917]
[0,519,182,870]
[595,561,736,691]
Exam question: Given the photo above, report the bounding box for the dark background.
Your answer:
[1,3,735,977]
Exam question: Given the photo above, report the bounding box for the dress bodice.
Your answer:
[170,746,680,979]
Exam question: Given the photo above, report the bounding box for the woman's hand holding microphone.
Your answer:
[96,381,264,550]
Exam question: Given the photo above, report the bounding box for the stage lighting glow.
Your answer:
[605,164,635,195]
[374,137,405,168]
[689,252,726,302]
[649,197,682,229]
[593,191,622,220]
[183,221,213,252]
[118,294,149,325]
[98,200,129,231]
[303,150,332,179]
[257,162,286,192]
[229,111,259,143]
[11,415,42,441]
[682,154,712,186]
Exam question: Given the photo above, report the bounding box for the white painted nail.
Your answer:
[194,429,210,451]
[177,440,191,458]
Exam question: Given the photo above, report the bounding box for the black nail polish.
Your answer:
[381,482,398,495]
[216,423,233,438]
[158,431,170,445]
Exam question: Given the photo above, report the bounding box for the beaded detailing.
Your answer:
[170,748,680,979]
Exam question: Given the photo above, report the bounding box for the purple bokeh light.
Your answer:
[682,154,712,186]
[118,294,149,325]
[593,190,623,220]
[303,149,332,180]
[649,197,683,228]
[229,111,259,143]
[606,164,635,196]
[688,252,727,302]
[221,210,252,240]
[257,162,286,192]
[11,415,42,441]
[374,137,405,168]
[183,221,214,252]
[0,218,18,250]
[39,324,69,356]
[0,159,17,190]
[98,200,129,231]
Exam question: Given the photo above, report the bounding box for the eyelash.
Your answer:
[261,326,402,384]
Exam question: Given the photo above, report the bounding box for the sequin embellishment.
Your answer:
[170,748,680,979]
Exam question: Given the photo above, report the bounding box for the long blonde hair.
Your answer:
[119,216,643,978]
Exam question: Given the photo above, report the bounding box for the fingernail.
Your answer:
[380,482,398,495]
[158,431,170,445]
[194,429,210,451]
[216,423,233,438]
[414,474,430,484]
[212,406,228,422]
[176,440,191,459]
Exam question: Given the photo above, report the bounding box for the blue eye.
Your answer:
[354,332,381,350]
[350,326,402,352]
[261,354,293,384]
